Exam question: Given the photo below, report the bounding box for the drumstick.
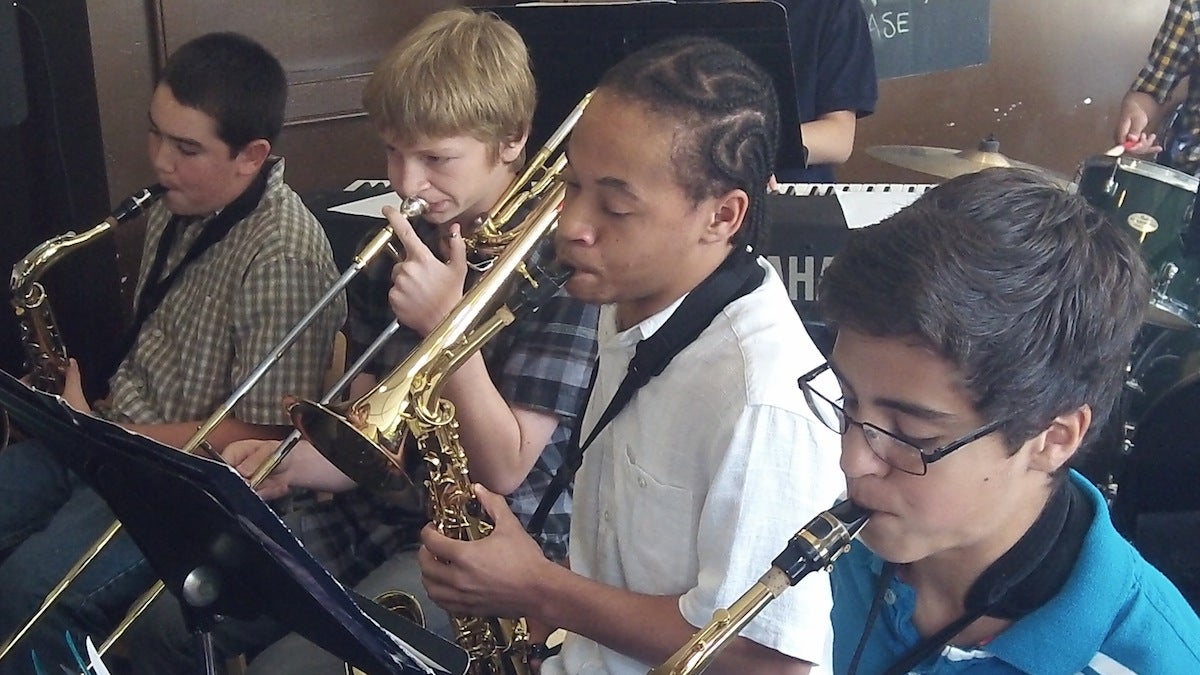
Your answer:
[1104,143,1128,157]
[1105,139,1142,157]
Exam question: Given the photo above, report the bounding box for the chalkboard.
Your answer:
[860,0,991,79]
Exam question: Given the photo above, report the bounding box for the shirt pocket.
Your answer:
[614,444,697,594]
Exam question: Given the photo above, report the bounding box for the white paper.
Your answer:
[85,637,111,675]
[327,191,404,219]
[835,191,924,229]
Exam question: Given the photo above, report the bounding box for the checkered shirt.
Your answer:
[103,159,345,426]
[1133,0,1200,174]
[291,219,598,584]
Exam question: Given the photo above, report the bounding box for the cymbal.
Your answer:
[868,137,1072,187]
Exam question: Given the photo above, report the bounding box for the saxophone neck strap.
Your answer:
[851,479,1090,675]
[134,160,273,327]
[110,160,273,378]
[526,249,765,537]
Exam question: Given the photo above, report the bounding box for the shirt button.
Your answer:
[637,476,646,488]
[603,510,611,521]
[883,588,896,605]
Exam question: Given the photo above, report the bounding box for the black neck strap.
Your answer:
[134,161,272,328]
[850,479,1090,675]
[113,161,272,370]
[526,250,765,536]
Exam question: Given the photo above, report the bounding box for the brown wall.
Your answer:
[842,0,1170,184]
[82,0,1172,285]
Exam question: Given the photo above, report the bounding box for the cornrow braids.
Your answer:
[598,36,780,251]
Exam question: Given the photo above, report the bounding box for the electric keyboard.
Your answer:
[308,181,936,320]
[764,183,934,318]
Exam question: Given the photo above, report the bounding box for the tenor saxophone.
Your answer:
[649,500,871,675]
[10,184,165,393]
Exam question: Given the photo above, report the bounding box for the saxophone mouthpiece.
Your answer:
[111,184,167,223]
[771,499,871,585]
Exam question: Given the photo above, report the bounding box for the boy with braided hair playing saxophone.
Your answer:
[419,36,844,675]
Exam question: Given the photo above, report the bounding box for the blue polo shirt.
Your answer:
[830,472,1200,673]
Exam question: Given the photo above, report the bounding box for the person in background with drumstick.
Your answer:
[808,167,1200,673]
[1114,0,1198,168]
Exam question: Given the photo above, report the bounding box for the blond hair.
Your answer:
[363,8,535,162]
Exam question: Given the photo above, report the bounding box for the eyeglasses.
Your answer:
[798,363,1006,476]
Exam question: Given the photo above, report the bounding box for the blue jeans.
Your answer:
[0,439,153,675]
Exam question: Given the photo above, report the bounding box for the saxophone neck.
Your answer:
[10,184,165,292]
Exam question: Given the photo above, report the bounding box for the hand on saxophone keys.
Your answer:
[59,358,91,414]
[385,206,469,337]
[418,483,553,619]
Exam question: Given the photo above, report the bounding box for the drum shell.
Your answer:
[1077,156,1200,329]
[1108,325,1200,611]
[1112,326,1200,522]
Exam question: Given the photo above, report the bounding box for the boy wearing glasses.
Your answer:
[803,167,1200,673]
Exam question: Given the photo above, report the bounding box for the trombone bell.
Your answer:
[289,399,415,492]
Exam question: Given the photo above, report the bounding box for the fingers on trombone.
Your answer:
[384,207,431,260]
[441,223,467,268]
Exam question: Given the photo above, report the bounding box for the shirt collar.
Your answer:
[606,292,691,350]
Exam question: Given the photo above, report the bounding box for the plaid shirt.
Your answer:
[103,159,345,426]
[292,217,598,585]
[1133,0,1200,174]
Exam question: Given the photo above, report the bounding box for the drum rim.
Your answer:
[1082,155,1200,192]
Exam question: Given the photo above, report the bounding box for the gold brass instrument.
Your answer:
[0,195,428,663]
[649,501,870,675]
[296,181,567,675]
[345,590,427,675]
[10,184,165,394]
[293,93,591,675]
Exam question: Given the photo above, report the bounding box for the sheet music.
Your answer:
[328,190,403,219]
[834,191,925,229]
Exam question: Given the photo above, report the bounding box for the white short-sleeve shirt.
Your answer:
[543,258,844,675]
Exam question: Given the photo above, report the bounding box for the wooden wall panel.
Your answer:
[82,0,1174,289]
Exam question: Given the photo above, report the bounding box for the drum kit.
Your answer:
[870,136,1200,537]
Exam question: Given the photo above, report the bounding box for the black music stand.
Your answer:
[0,371,467,675]
[482,0,805,172]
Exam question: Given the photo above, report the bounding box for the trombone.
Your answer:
[92,91,590,658]
[291,178,568,489]
[289,91,591,491]
[96,319,407,657]
[0,196,428,664]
